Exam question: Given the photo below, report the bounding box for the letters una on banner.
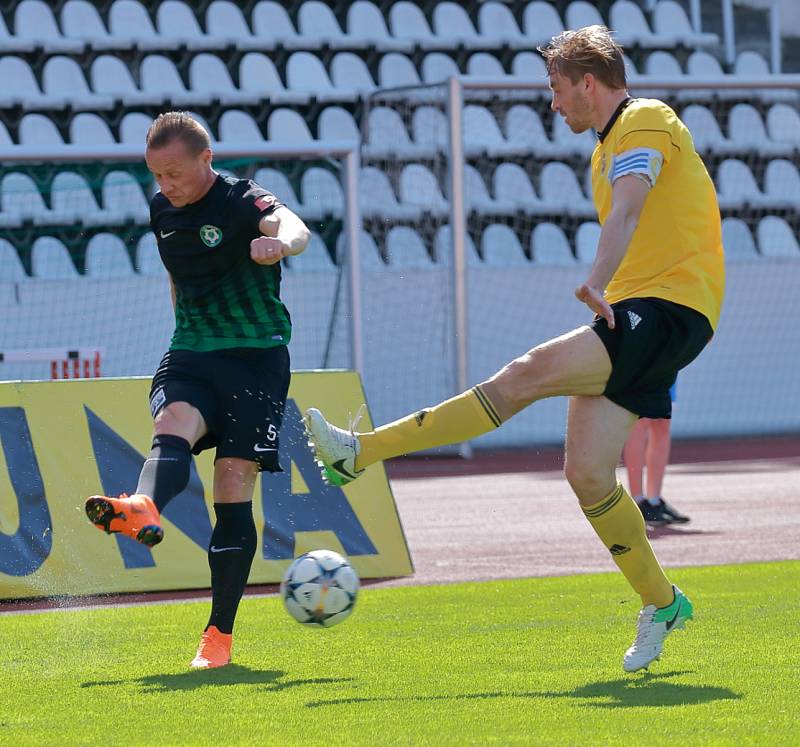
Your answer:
[0,372,413,599]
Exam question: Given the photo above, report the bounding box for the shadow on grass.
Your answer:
[305,671,742,709]
[82,665,353,693]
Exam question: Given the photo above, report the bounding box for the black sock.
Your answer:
[206,502,257,635]
[135,434,192,513]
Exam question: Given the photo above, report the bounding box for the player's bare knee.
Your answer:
[489,353,547,416]
[564,459,613,503]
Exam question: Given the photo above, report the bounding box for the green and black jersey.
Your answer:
[150,174,291,352]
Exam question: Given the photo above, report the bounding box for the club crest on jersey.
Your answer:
[200,224,222,247]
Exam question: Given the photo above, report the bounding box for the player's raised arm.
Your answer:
[575,173,650,327]
[250,206,311,265]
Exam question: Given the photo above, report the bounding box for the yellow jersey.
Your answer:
[591,98,725,329]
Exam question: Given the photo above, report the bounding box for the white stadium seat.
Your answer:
[378,53,422,88]
[643,50,683,77]
[477,2,529,49]
[91,55,165,106]
[716,159,767,210]
[119,112,153,144]
[156,0,226,50]
[721,218,758,262]
[385,226,433,267]
[239,53,310,106]
[102,171,150,223]
[85,233,135,277]
[31,236,79,278]
[433,2,500,49]
[552,114,596,157]
[434,224,481,266]
[14,0,85,53]
[687,50,724,76]
[359,167,421,221]
[254,168,302,214]
[421,52,460,84]
[298,1,368,49]
[0,57,66,110]
[467,52,506,78]
[289,232,335,272]
[61,0,133,50]
[609,0,664,48]
[251,1,314,50]
[365,107,435,160]
[189,54,261,106]
[347,1,413,52]
[50,172,108,226]
[510,51,549,90]
[300,167,344,220]
[206,1,266,50]
[727,103,789,156]
[0,173,52,228]
[318,106,360,143]
[330,53,376,95]
[43,56,114,110]
[135,232,165,275]
[505,105,564,158]
[757,216,800,259]
[463,105,524,157]
[539,162,594,216]
[575,221,601,263]
[140,55,212,106]
[493,163,544,213]
[0,121,13,147]
[565,1,604,34]
[268,108,314,143]
[390,2,455,50]
[399,163,449,217]
[766,104,800,148]
[109,0,173,50]
[531,222,575,265]
[653,1,718,48]
[70,113,115,145]
[337,229,386,269]
[465,165,512,216]
[763,160,800,209]
[680,105,733,154]
[481,224,528,266]
[218,110,263,142]
[412,105,448,150]
[286,51,357,102]
[0,239,27,282]
[0,11,34,52]
[522,2,565,47]
[734,50,769,76]
[18,114,63,146]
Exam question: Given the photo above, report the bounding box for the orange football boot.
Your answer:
[190,626,233,669]
[84,493,163,547]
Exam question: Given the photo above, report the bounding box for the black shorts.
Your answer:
[148,346,290,472]
[591,298,712,419]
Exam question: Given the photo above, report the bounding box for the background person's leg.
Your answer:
[645,418,672,500]
[566,396,673,608]
[623,417,650,500]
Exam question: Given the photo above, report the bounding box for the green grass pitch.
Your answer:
[0,561,797,746]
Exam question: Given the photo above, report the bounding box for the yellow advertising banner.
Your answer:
[0,372,413,599]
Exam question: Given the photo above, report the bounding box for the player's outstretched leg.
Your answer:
[190,626,233,670]
[84,493,163,547]
[623,585,694,672]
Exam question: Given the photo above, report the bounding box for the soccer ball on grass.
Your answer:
[280,549,359,627]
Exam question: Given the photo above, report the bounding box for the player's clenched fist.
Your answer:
[250,236,286,265]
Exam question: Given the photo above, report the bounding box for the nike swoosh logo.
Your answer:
[332,459,356,479]
[665,602,682,631]
[160,230,177,238]
[253,444,277,452]
[210,545,243,553]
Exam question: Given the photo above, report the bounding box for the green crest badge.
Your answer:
[200,225,222,247]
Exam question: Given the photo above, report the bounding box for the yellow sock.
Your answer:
[582,483,674,607]
[355,386,501,470]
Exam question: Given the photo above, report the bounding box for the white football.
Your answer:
[280,549,359,628]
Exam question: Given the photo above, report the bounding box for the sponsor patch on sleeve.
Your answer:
[255,194,277,212]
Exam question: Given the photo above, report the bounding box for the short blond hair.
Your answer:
[539,25,626,90]
[145,111,211,153]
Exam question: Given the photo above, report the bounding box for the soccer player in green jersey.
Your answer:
[84,112,311,669]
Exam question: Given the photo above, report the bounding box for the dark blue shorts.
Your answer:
[591,298,711,419]
[148,345,290,472]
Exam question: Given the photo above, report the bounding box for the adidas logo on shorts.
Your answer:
[628,311,642,330]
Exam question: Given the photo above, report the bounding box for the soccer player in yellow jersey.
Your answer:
[305,26,725,672]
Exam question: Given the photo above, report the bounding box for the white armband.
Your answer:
[610,148,664,187]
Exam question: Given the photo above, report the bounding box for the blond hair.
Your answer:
[539,25,626,89]
[145,111,211,153]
